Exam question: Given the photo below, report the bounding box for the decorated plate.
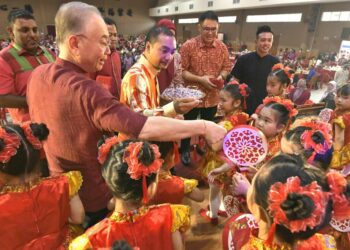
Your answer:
[223,125,268,167]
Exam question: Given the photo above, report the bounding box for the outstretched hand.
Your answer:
[174,97,201,114]
[203,121,226,151]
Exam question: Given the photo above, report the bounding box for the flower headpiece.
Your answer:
[0,127,21,164]
[326,171,350,221]
[266,176,328,245]
[272,63,294,81]
[227,81,250,110]
[299,120,332,163]
[268,176,328,233]
[20,122,43,150]
[98,136,120,164]
[124,142,163,204]
[263,96,298,118]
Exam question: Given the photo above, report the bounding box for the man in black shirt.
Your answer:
[230,25,279,114]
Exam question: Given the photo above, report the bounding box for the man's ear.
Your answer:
[7,26,14,40]
[67,35,80,56]
[145,41,151,54]
[197,23,201,33]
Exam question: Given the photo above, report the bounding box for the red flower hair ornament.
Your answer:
[272,63,294,80]
[263,96,298,118]
[0,127,21,164]
[265,176,328,245]
[20,121,43,150]
[227,81,250,110]
[299,120,332,163]
[124,142,163,204]
[326,171,350,221]
[98,136,120,164]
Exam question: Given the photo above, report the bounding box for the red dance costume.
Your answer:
[222,213,336,250]
[70,204,190,250]
[331,111,350,170]
[149,170,198,204]
[0,171,82,249]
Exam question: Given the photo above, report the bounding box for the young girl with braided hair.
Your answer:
[199,81,250,224]
[252,63,295,116]
[0,122,84,249]
[221,96,298,218]
[266,63,295,98]
[223,153,350,250]
[255,96,298,165]
[331,84,350,173]
[70,139,191,250]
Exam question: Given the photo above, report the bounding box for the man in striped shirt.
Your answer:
[0,9,55,123]
[120,26,198,117]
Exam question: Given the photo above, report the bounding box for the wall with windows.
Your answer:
[173,1,350,54]
[0,0,155,39]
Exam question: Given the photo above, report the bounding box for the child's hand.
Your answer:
[208,168,222,184]
[232,173,250,196]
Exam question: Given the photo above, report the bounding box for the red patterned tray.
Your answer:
[223,125,268,167]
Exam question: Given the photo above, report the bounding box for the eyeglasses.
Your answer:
[75,34,111,51]
[201,26,218,33]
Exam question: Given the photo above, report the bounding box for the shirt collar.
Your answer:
[55,57,87,74]
[139,54,160,78]
[198,36,217,48]
[12,42,44,56]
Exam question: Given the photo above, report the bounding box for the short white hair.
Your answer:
[55,1,101,47]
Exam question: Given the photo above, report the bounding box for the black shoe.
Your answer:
[181,151,191,166]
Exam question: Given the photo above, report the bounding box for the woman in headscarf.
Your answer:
[289,78,311,105]
[320,80,337,109]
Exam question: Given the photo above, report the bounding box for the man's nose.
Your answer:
[105,46,111,55]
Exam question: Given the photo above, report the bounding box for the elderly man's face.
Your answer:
[146,34,176,70]
[10,18,39,53]
[75,13,110,72]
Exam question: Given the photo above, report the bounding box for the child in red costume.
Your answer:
[223,154,342,250]
[149,141,204,205]
[0,123,84,249]
[70,139,190,250]
[200,82,250,224]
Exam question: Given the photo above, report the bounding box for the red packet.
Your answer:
[210,78,224,89]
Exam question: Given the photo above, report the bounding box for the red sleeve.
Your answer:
[0,56,16,94]
[81,80,148,137]
[221,44,233,72]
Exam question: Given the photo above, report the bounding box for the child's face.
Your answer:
[255,106,284,139]
[218,90,238,114]
[266,75,284,97]
[336,94,350,112]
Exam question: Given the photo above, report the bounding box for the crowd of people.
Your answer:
[0,2,350,250]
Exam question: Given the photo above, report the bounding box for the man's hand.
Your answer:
[200,75,217,90]
[174,98,201,114]
[203,121,226,151]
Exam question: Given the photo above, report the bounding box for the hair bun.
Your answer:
[137,142,155,166]
[281,192,315,220]
[311,131,325,145]
[29,123,49,141]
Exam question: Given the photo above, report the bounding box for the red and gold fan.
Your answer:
[223,125,268,167]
